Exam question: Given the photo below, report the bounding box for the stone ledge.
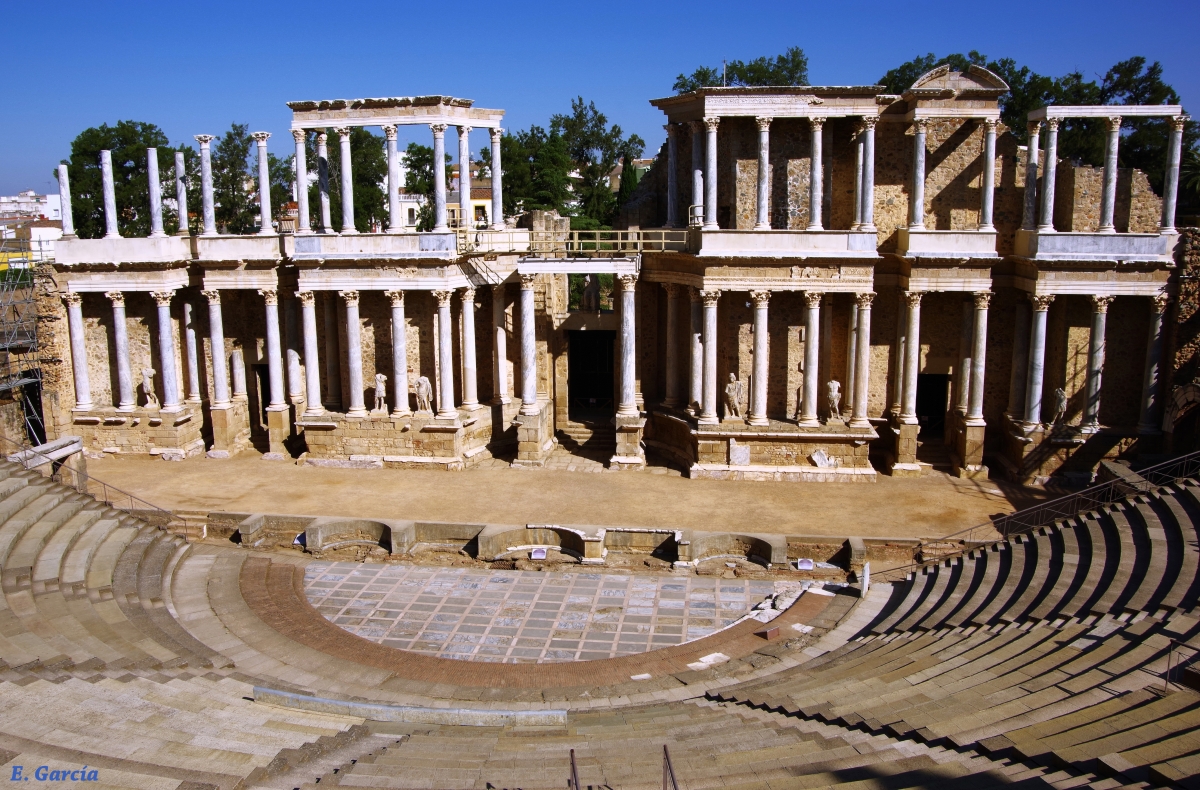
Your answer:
[690,464,878,483]
[253,687,568,726]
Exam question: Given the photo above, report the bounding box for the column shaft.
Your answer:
[100,150,119,238]
[1139,294,1169,433]
[323,293,342,407]
[808,119,824,230]
[284,295,303,403]
[183,301,200,402]
[337,129,356,233]
[689,289,703,411]
[489,128,504,230]
[663,284,681,407]
[105,293,134,411]
[458,126,472,229]
[173,151,188,236]
[384,126,401,230]
[1098,116,1121,232]
[1162,118,1185,232]
[261,291,284,409]
[909,121,927,229]
[293,130,310,233]
[754,117,771,230]
[253,132,272,235]
[1006,297,1031,419]
[852,125,864,229]
[231,350,247,399]
[1083,295,1112,426]
[860,119,877,231]
[850,294,874,428]
[317,133,332,231]
[519,276,538,414]
[492,284,509,403]
[1022,122,1041,230]
[57,164,75,238]
[703,118,719,229]
[147,148,165,238]
[298,292,323,416]
[153,293,181,411]
[460,287,479,409]
[748,292,769,426]
[203,291,230,407]
[196,136,217,235]
[892,293,907,416]
[980,120,997,229]
[956,300,973,412]
[342,291,366,416]
[966,292,991,424]
[431,124,449,232]
[690,121,704,226]
[846,298,858,400]
[1024,296,1053,424]
[699,291,719,424]
[64,294,92,410]
[665,125,679,227]
[800,292,821,426]
[1039,119,1059,230]
[386,292,410,417]
[900,292,922,424]
[617,275,638,416]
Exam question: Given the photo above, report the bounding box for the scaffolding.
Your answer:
[0,237,45,443]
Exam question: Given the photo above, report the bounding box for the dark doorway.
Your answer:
[249,364,270,451]
[568,330,615,421]
[916,373,950,439]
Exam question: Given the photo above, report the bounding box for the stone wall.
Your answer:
[1170,228,1200,388]
[1054,165,1163,233]
[74,403,205,459]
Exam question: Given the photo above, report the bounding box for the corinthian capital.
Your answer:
[903,291,923,308]
[296,290,315,306]
[432,289,452,307]
[339,289,359,306]
[291,129,306,144]
[703,117,720,132]
[749,290,771,307]
[150,290,175,307]
[105,291,125,307]
[855,292,875,309]
[384,290,405,307]
[973,291,993,309]
[62,292,81,308]
[700,289,721,306]
[257,289,278,306]
[1105,116,1123,133]
[251,131,271,144]
[1030,294,1055,311]
[617,273,638,290]
[202,289,221,305]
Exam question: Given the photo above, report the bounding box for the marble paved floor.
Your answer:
[304,562,778,663]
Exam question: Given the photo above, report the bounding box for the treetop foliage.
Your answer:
[673,47,809,93]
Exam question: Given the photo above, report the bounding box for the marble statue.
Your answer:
[827,379,842,420]
[580,274,601,313]
[141,368,158,408]
[373,373,388,413]
[1052,387,1068,424]
[415,375,433,413]
[724,373,744,419]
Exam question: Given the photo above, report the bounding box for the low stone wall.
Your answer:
[301,412,465,470]
[74,403,205,460]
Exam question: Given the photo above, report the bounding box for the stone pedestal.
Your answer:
[512,403,553,468]
[890,419,921,477]
[71,404,206,460]
[266,407,291,458]
[299,411,466,471]
[611,414,646,470]
[953,420,988,479]
[209,402,251,458]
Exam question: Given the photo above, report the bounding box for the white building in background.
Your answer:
[0,191,61,221]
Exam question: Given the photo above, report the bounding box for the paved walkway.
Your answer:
[305,563,779,663]
[88,450,1043,539]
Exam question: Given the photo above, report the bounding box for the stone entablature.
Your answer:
[650,85,887,123]
[286,95,504,130]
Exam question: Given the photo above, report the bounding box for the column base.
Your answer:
[303,406,326,418]
[391,408,412,418]
[492,396,512,406]
[848,418,872,429]
[747,415,769,427]
[611,414,646,470]
[346,407,368,418]
[519,401,540,417]
[797,417,820,428]
[697,415,719,425]
[461,401,484,412]
[266,406,291,456]
[891,420,920,474]
[512,404,553,468]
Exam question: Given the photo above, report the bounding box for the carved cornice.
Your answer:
[150,290,175,307]
[384,290,405,307]
[105,291,125,307]
[257,288,278,306]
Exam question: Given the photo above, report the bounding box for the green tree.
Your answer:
[615,154,641,209]
[403,141,451,231]
[267,153,294,224]
[527,130,573,212]
[302,128,388,232]
[478,133,535,218]
[212,123,257,234]
[61,120,190,238]
[674,47,809,93]
[551,97,645,225]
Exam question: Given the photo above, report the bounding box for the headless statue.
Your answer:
[141,368,159,409]
[374,373,388,413]
[580,274,601,313]
[415,376,433,413]
[724,373,744,419]
[1052,387,1068,424]
[827,379,842,420]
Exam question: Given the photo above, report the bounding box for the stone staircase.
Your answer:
[556,420,616,457]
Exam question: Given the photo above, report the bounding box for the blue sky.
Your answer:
[4,0,1197,195]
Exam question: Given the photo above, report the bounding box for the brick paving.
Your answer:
[304,562,778,663]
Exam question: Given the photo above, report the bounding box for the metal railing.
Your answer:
[458,229,688,257]
[0,433,173,529]
[568,748,581,790]
[874,450,1200,583]
[663,746,679,790]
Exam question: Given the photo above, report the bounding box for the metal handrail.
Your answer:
[568,748,581,790]
[874,450,1200,583]
[0,433,173,529]
[663,745,679,790]
[458,228,689,257]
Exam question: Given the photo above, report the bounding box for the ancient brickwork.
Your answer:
[1170,228,1200,387]
[1054,165,1162,233]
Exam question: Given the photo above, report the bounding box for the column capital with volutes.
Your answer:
[755,116,772,131]
[973,291,993,309]
[384,290,405,307]
[1026,120,1042,136]
[1170,116,1189,132]
[855,292,875,308]
[1152,291,1171,312]
[703,117,720,132]
[201,289,221,305]
[1030,293,1055,311]
[334,127,351,141]
[430,123,448,136]
[860,117,877,131]
[381,124,397,141]
[316,131,328,145]
[489,127,504,142]
[105,291,125,306]
[803,291,823,308]
[1045,117,1061,132]
[664,123,677,138]
[150,290,175,307]
[339,289,359,306]
[457,125,472,135]
[519,273,537,289]
[808,117,825,131]
[296,290,315,306]
[661,282,681,298]
[291,129,306,144]
[1090,294,1114,313]
[983,118,998,132]
[194,134,214,147]
[911,118,930,134]
[461,286,476,303]
[1105,116,1123,132]
[432,289,453,307]
[251,131,271,144]
[257,289,278,306]
[700,289,721,306]
[62,292,81,308]
[616,273,638,290]
[750,290,771,307]
[903,290,924,308]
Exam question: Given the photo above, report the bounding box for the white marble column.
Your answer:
[460,287,479,409]
[341,290,366,416]
[323,293,341,408]
[386,291,411,417]
[518,275,537,414]
[748,291,769,426]
[183,300,201,403]
[663,284,681,407]
[846,297,859,401]
[852,123,865,230]
[689,288,703,412]
[297,291,323,416]
[63,293,92,410]
[104,292,134,411]
[1098,116,1122,233]
[908,120,928,230]
[489,127,504,230]
[808,119,824,230]
[966,291,991,425]
[1022,121,1042,230]
[317,132,332,232]
[699,290,720,424]
[617,274,638,416]
[665,124,680,227]
[252,132,272,235]
[1139,292,1170,433]
[1082,295,1113,427]
[1006,296,1031,420]
[230,350,247,400]
[173,151,188,236]
[383,125,401,231]
[458,126,472,229]
[980,119,997,230]
[892,293,907,416]
[849,293,874,429]
[147,148,166,238]
[690,121,704,226]
[431,290,456,419]
[195,135,217,236]
[1162,117,1186,233]
[860,118,877,231]
[955,300,973,413]
[702,118,720,230]
[800,292,822,427]
[57,164,75,238]
[491,284,509,404]
[1024,294,1054,424]
[1038,119,1060,231]
[292,130,310,233]
[202,290,230,408]
[754,117,771,230]
[151,291,181,411]
[284,295,303,404]
[336,128,356,234]
[259,289,285,412]
[100,150,119,238]
[431,124,449,232]
[900,291,922,425]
